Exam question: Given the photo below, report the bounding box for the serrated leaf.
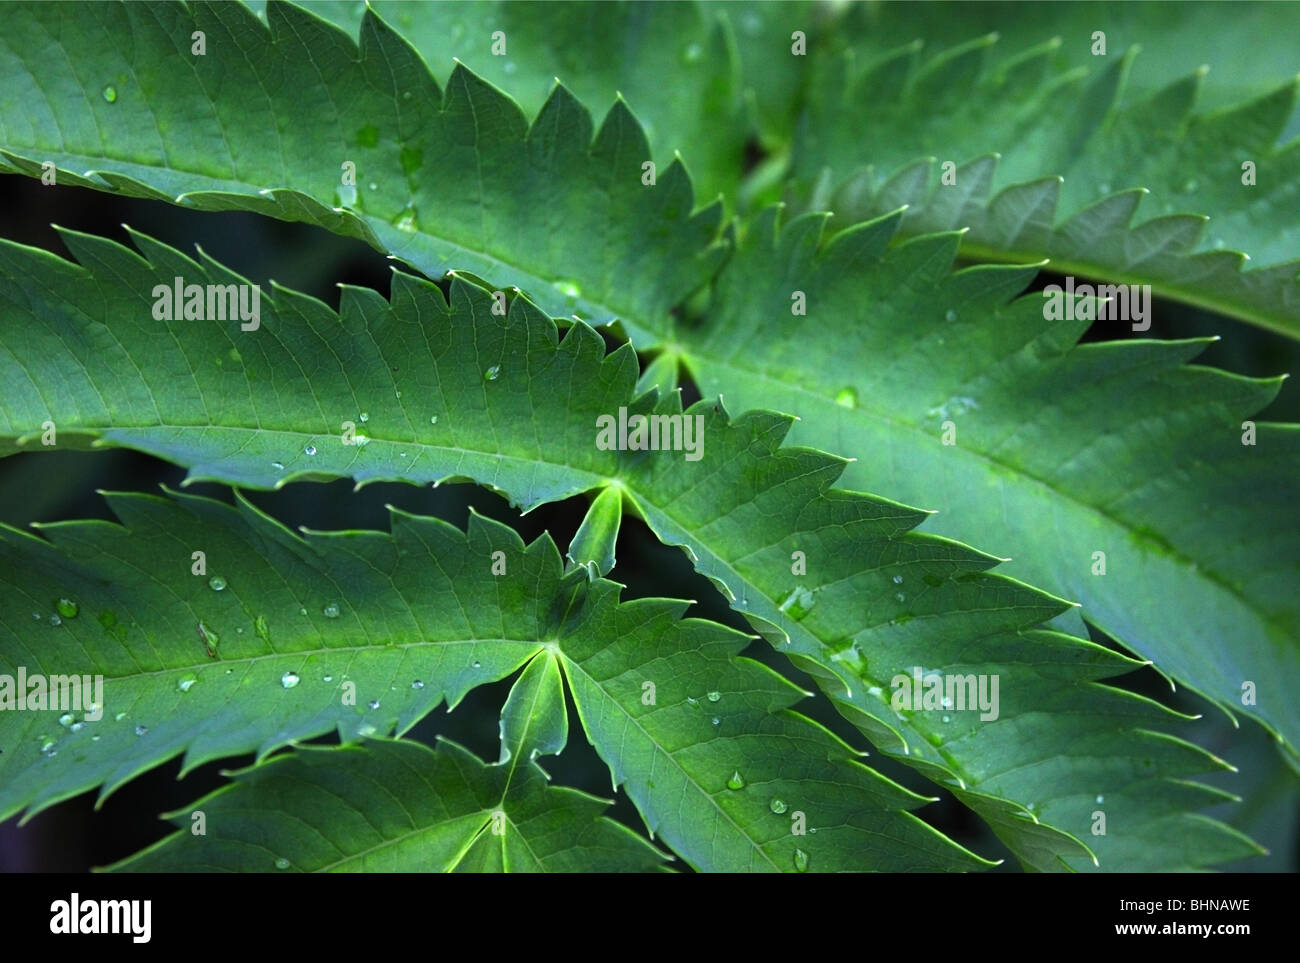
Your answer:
[113,739,669,872]
[0,490,982,873]
[0,229,1259,870]
[673,206,1300,760]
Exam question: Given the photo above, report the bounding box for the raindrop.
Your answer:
[1181,178,1198,193]
[58,713,75,728]
[56,598,79,619]
[91,734,101,742]
[114,712,127,722]
[711,716,720,726]
[367,700,380,710]
[834,386,858,409]
[49,614,62,627]
[134,725,148,736]
[70,722,85,732]
[177,674,197,693]
[359,412,370,423]
[1096,794,1104,804]
[682,43,703,64]
[769,798,788,814]
[402,90,412,100]
[484,364,501,381]
[793,848,810,873]
[272,461,285,471]
[323,674,334,683]
[472,660,482,668]
[39,737,56,753]
[726,770,746,790]
[102,85,118,103]
[892,575,903,585]
[895,592,906,603]
[504,60,517,74]
[208,575,227,592]
[31,612,40,620]
[429,415,439,424]
[304,444,317,456]
[942,714,951,723]
[281,671,301,689]
[706,691,721,703]
[274,857,291,870]
[368,181,378,191]
[411,680,425,689]
[322,602,341,619]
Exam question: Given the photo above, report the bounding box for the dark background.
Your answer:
[1,166,1296,873]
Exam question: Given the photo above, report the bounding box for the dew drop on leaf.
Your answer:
[770,798,788,814]
[682,42,703,63]
[429,415,439,424]
[359,412,369,423]
[1096,794,1104,804]
[114,711,127,722]
[177,673,197,693]
[281,671,301,689]
[711,716,720,726]
[101,85,117,103]
[134,725,148,736]
[304,444,317,456]
[706,690,721,702]
[472,660,481,668]
[392,205,419,233]
[323,674,334,683]
[49,614,62,627]
[726,770,746,790]
[834,386,857,409]
[58,713,74,728]
[274,857,291,870]
[793,848,810,872]
[56,598,79,618]
[484,364,501,381]
[208,575,227,592]
[322,602,340,619]
[272,462,285,471]
[368,700,380,710]
[411,680,425,689]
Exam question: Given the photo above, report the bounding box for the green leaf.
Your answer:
[0,0,725,344]
[292,0,749,203]
[0,229,1257,870]
[113,738,669,872]
[0,490,983,872]
[674,206,1300,759]
[567,485,622,577]
[790,28,1300,336]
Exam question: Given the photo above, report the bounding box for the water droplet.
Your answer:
[299,607,308,616]
[39,736,56,753]
[358,723,377,737]
[208,575,227,592]
[134,725,148,736]
[686,696,698,706]
[402,90,412,100]
[322,602,340,619]
[793,848,809,872]
[70,722,85,732]
[368,181,378,191]
[778,586,816,621]
[769,798,788,814]
[711,716,720,726]
[91,734,100,742]
[895,592,906,603]
[393,204,419,233]
[834,386,858,409]
[411,680,425,689]
[272,461,285,471]
[367,699,380,710]
[682,42,703,64]
[49,614,62,627]
[429,415,439,425]
[56,598,79,619]
[336,183,357,208]
[114,711,127,722]
[59,713,75,728]
[472,660,481,668]
[892,574,904,585]
[359,412,369,423]
[944,309,957,322]
[707,691,721,703]
[942,714,951,723]
[281,671,301,689]
[1096,794,1104,804]
[102,85,117,103]
[323,674,334,683]
[274,857,291,870]
[726,770,746,790]
[32,612,40,620]
[177,673,197,693]
[304,444,317,456]
[552,279,582,299]
[484,364,501,381]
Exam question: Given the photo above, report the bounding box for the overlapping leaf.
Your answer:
[0,490,981,872]
[114,739,669,872]
[674,206,1300,757]
[0,0,723,343]
[0,230,1257,869]
[790,27,1300,336]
